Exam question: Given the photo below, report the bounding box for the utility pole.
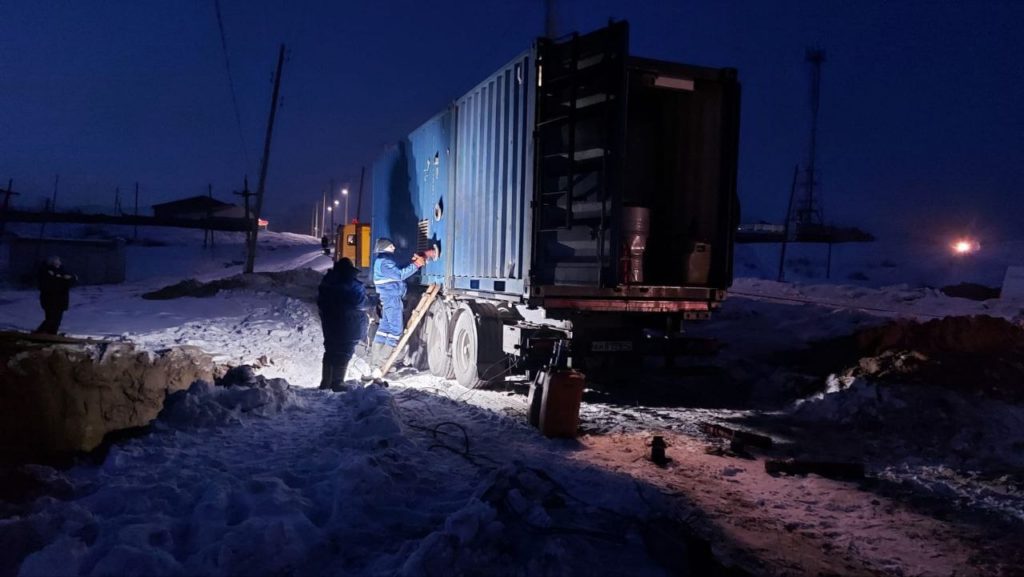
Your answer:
[245,44,286,274]
[40,174,59,239]
[355,166,365,223]
[234,176,253,246]
[343,187,349,224]
[51,174,59,213]
[204,183,214,248]
[134,182,139,240]
[313,199,319,237]
[114,186,122,214]
[0,179,20,242]
[778,165,799,281]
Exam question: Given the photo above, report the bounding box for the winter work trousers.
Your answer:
[36,307,64,335]
[320,346,356,389]
[373,291,403,347]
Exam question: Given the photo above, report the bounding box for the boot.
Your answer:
[364,342,385,381]
[370,342,385,367]
[370,343,395,379]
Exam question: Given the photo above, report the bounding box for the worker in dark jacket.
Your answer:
[369,238,424,378]
[35,255,77,335]
[321,234,331,255]
[317,258,369,390]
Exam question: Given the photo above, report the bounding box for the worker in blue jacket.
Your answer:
[317,258,369,390]
[369,237,424,378]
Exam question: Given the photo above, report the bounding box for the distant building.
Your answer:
[151,196,248,220]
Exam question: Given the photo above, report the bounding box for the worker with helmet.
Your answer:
[369,237,425,378]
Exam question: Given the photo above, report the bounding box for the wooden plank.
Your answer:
[378,284,440,377]
[699,422,773,449]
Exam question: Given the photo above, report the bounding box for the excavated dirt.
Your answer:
[939,282,1001,301]
[0,334,215,457]
[797,315,1024,402]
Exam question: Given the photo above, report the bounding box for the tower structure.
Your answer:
[788,48,826,236]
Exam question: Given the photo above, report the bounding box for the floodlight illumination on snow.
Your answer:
[950,237,980,255]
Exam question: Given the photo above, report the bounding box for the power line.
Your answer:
[213,0,251,172]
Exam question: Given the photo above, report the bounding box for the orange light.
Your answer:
[950,238,979,255]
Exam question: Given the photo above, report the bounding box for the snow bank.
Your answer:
[4,383,425,577]
[792,375,905,423]
[397,462,687,577]
[157,366,303,429]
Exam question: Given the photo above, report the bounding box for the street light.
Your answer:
[327,205,334,232]
[342,188,349,223]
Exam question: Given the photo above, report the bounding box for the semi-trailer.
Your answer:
[370,21,741,388]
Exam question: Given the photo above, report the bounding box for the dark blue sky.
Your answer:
[2,1,1021,239]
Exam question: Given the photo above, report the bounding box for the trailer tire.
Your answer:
[451,304,504,389]
[426,301,455,379]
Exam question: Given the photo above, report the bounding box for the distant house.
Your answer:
[151,196,248,220]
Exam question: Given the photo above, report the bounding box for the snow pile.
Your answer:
[792,375,906,423]
[6,384,411,577]
[398,463,676,577]
[5,378,719,576]
[157,366,303,429]
[877,464,1024,523]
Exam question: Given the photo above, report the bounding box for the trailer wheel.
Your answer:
[451,304,504,389]
[426,300,455,379]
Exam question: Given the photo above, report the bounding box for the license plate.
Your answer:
[591,340,633,352]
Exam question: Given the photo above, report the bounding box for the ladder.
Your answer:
[378,283,440,377]
[532,21,628,286]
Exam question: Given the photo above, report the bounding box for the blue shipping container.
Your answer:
[371,109,454,287]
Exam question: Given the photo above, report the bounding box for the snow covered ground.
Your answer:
[1,226,1023,576]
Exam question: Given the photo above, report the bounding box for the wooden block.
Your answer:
[699,422,773,449]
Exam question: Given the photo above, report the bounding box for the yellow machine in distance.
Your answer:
[335,222,372,268]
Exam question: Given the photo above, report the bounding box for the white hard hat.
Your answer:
[375,238,396,253]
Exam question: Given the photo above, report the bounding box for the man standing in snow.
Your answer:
[317,258,369,390]
[368,238,424,378]
[35,255,77,335]
[321,234,331,255]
